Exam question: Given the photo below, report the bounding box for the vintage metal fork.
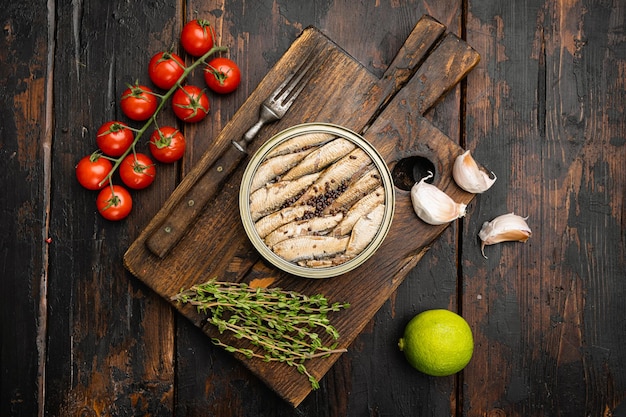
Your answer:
[233,48,323,152]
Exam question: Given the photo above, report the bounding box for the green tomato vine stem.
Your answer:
[98,44,228,188]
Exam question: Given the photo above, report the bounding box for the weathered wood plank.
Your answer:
[0,3,50,416]
[7,1,624,416]
[463,0,626,415]
[45,1,182,415]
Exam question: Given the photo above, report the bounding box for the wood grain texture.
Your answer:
[2,0,624,416]
[44,1,182,416]
[463,0,626,415]
[0,3,49,416]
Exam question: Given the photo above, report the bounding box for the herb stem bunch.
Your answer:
[171,279,350,389]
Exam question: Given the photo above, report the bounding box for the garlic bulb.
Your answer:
[411,172,467,225]
[453,150,496,193]
[478,213,532,258]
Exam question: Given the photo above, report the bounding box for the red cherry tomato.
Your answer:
[75,153,112,190]
[149,126,186,163]
[180,19,215,57]
[204,57,241,94]
[148,51,186,90]
[120,83,158,121]
[172,85,210,123]
[96,121,134,157]
[96,185,132,221]
[119,153,156,190]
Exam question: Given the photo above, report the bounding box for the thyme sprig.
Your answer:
[171,279,350,389]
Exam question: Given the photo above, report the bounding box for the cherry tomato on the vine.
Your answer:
[204,57,241,94]
[180,19,215,57]
[148,51,186,90]
[149,126,186,163]
[75,153,112,190]
[119,153,156,190]
[96,185,133,221]
[96,121,134,157]
[172,85,210,123]
[120,83,158,121]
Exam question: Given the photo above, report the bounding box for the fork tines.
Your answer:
[238,43,328,148]
[270,46,326,114]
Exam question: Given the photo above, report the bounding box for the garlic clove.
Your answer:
[453,150,497,193]
[411,172,467,225]
[478,212,532,258]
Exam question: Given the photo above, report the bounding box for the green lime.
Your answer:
[398,309,474,376]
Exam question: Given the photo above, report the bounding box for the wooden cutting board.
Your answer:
[124,15,480,407]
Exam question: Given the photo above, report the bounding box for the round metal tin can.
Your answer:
[239,123,395,278]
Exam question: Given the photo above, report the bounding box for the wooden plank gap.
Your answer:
[37,1,57,417]
[457,5,469,417]
[537,24,547,139]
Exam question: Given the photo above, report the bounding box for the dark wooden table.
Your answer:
[2,1,625,416]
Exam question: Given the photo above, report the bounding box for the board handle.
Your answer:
[373,15,446,113]
[409,32,481,114]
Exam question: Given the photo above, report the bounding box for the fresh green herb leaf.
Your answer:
[171,278,349,389]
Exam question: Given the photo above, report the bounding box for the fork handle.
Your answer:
[145,142,246,258]
[147,102,282,258]
[240,105,281,146]
[241,119,265,145]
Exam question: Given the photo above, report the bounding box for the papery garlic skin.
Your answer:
[453,150,497,193]
[478,212,532,258]
[411,172,467,225]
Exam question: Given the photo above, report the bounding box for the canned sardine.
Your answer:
[240,123,395,278]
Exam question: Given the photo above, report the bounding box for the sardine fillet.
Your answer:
[254,205,315,238]
[250,149,314,192]
[333,186,385,236]
[296,148,372,204]
[249,173,320,221]
[264,213,343,247]
[323,167,382,215]
[298,255,354,268]
[272,235,349,263]
[266,132,335,158]
[345,204,386,257]
[281,138,356,181]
